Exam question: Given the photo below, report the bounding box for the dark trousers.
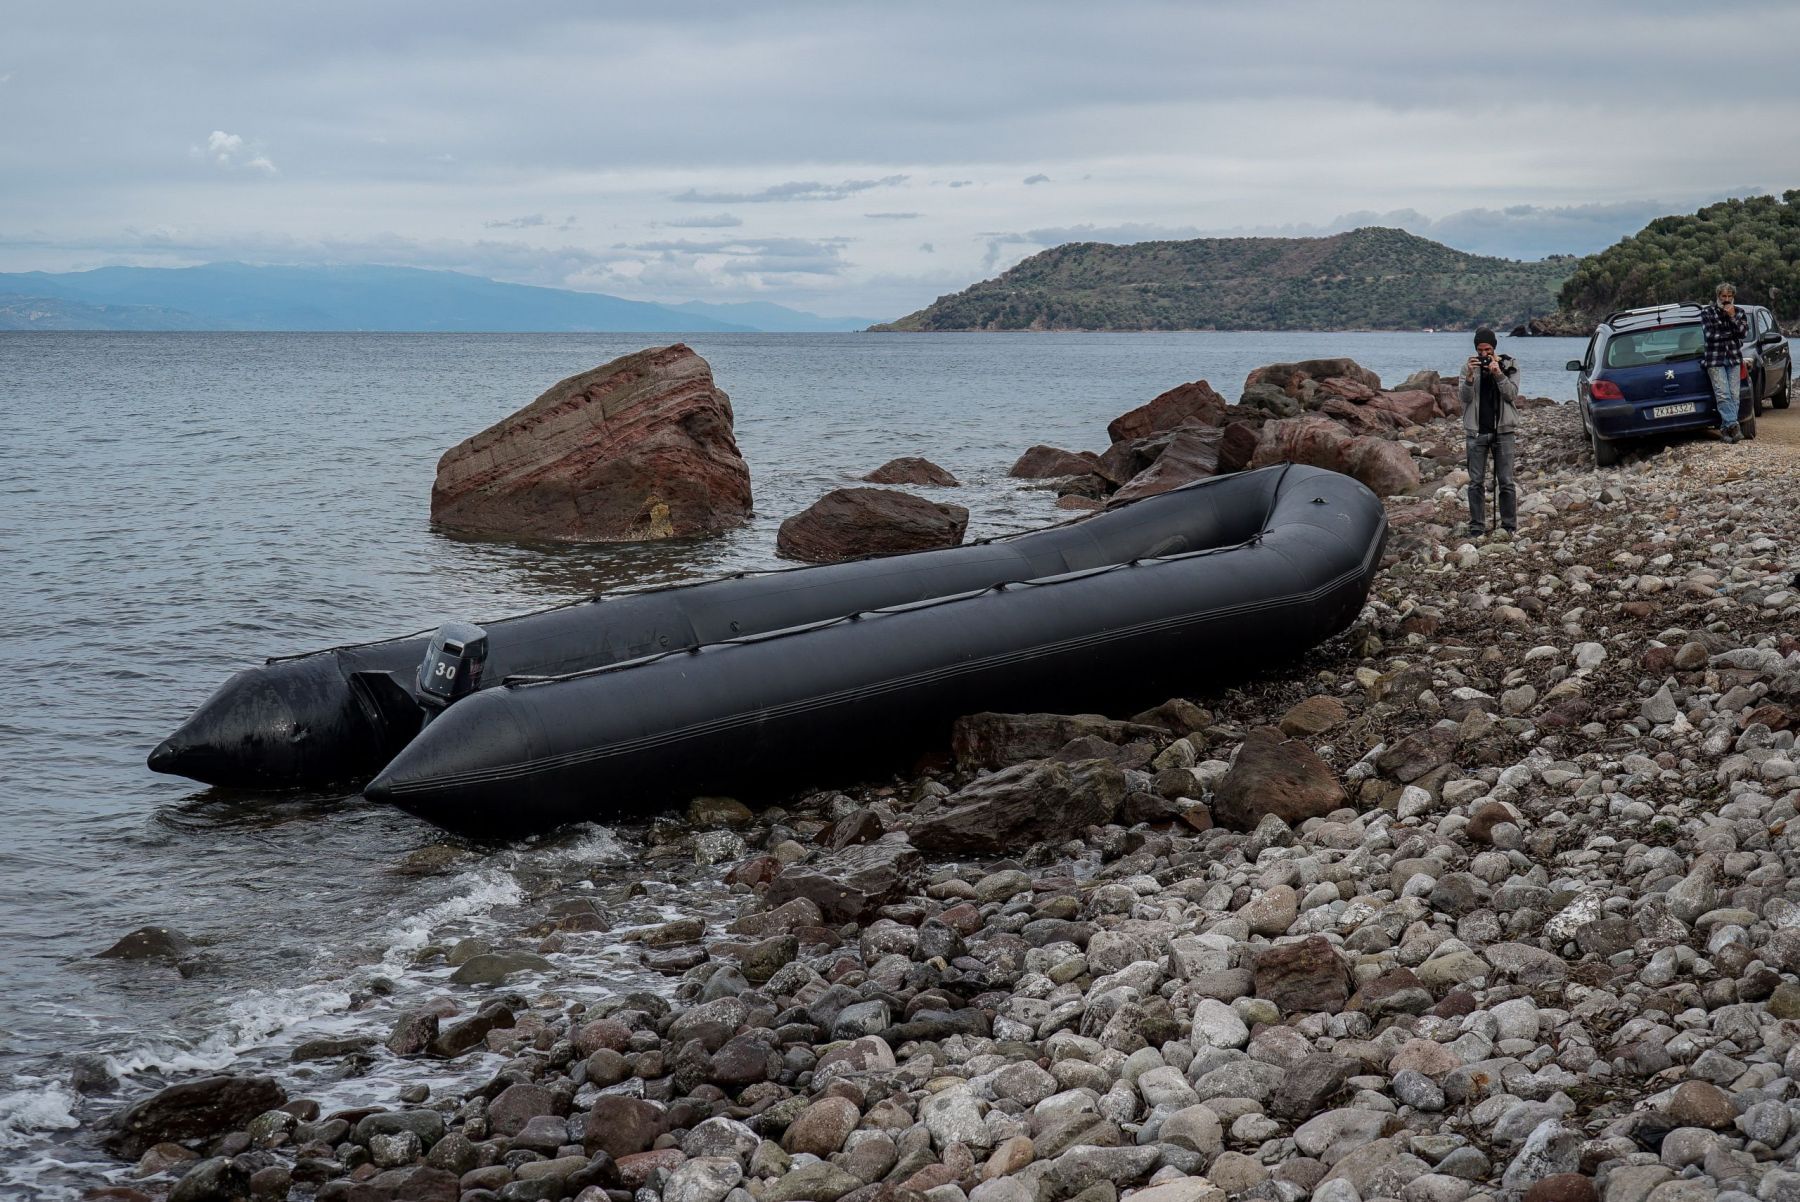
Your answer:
[1466,432,1516,532]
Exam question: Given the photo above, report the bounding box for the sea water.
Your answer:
[0,329,1587,1193]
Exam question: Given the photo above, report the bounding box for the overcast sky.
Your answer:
[3,1,1797,319]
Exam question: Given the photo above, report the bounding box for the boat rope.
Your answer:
[383,543,1381,792]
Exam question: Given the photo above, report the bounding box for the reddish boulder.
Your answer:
[1524,1176,1598,1202]
[1110,428,1223,504]
[488,1083,559,1137]
[762,837,923,925]
[1319,396,1399,434]
[1217,421,1262,474]
[582,1096,665,1159]
[1368,389,1440,426]
[776,488,968,563]
[862,456,959,487]
[1344,437,1422,497]
[1106,379,1228,443]
[909,758,1127,853]
[1315,376,1378,403]
[1243,358,1382,399]
[1009,445,1105,479]
[1096,434,1168,486]
[952,711,1166,771]
[431,344,751,542]
[1211,736,1347,831]
[1254,935,1353,1014]
[1250,415,1352,472]
[1250,417,1420,497]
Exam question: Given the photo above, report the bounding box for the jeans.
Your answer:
[1466,432,1516,533]
[1708,365,1741,427]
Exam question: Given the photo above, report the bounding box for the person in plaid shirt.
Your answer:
[1700,282,1750,443]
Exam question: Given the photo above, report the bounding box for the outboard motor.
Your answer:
[416,622,489,727]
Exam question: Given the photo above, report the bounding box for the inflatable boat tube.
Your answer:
[151,463,1374,791]
[360,465,1386,834]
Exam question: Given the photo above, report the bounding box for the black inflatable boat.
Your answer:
[152,464,1386,833]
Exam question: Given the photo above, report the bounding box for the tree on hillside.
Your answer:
[1557,192,1800,323]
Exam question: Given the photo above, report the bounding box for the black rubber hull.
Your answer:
[364,466,1387,835]
[151,463,1341,790]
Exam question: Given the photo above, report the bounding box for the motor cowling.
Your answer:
[417,622,489,719]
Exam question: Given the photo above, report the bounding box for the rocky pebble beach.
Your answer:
[87,373,1800,1202]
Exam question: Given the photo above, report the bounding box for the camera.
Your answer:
[1476,353,1494,368]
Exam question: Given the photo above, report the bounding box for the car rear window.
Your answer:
[1605,324,1705,368]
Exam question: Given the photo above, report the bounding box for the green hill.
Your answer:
[1556,191,1800,324]
[874,227,1574,332]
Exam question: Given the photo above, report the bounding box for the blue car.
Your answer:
[1567,302,1783,467]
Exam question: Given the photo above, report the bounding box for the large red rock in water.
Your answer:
[430,344,751,542]
[1009,445,1105,479]
[776,487,969,563]
[862,457,959,486]
[1106,379,1228,443]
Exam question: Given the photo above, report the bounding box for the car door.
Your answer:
[1574,333,1598,425]
[1765,311,1792,398]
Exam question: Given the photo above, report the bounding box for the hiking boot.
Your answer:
[1722,424,1742,444]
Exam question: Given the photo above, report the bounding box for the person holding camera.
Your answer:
[1699,282,1750,443]
[1457,327,1521,538]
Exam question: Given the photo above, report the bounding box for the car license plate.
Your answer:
[1651,402,1696,419]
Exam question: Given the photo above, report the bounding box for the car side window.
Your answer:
[1584,336,1597,370]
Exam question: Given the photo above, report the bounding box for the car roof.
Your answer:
[1602,300,1771,333]
[1601,303,1702,332]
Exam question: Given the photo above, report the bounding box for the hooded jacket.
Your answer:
[1458,353,1521,436]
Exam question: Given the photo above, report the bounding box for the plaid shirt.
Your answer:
[1699,303,1749,368]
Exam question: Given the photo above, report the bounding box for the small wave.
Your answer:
[515,823,630,871]
[0,1082,80,1150]
[106,982,357,1080]
[376,868,526,964]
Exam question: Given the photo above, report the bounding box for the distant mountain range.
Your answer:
[875,228,1576,332]
[0,263,878,333]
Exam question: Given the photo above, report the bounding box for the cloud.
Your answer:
[619,234,853,278]
[947,180,974,189]
[192,129,277,175]
[482,213,578,230]
[671,175,908,204]
[658,212,743,228]
[919,242,935,253]
[1023,174,1050,185]
[865,212,921,220]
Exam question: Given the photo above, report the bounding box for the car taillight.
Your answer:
[1741,361,1750,381]
[1590,379,1625,401]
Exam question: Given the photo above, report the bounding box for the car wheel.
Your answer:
[1751,377,1765,417]
[1776,378,1792,409]
[1742,414,1757,440]
[1590,424,1619,468]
